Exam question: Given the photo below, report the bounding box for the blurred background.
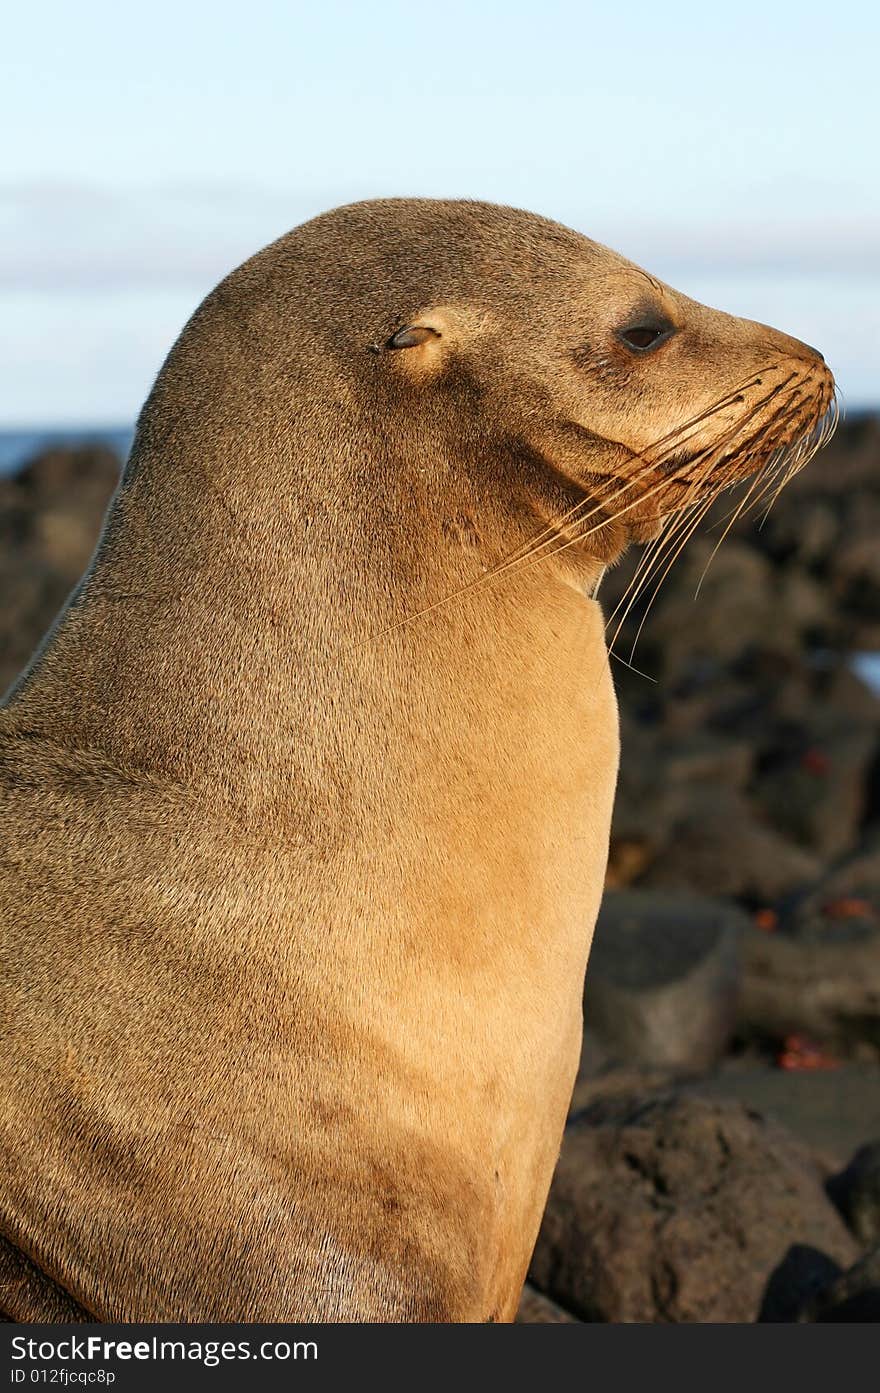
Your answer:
[2,0,879,1323]
[2,0,878,441]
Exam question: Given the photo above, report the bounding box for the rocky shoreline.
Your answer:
[2,419,879,1322]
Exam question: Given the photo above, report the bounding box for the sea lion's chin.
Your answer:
[570,509,663,570]
[626,512,664,544]
[603,504,665,555]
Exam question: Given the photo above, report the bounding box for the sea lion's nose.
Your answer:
[757,322,826,367]
[788,332,823,364]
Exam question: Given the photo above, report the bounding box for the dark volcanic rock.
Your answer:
[832,534,880,624]
[802,1246,880,1322]
[584,891,745,1072]
[792,830,880,936]
[647,540,805,677]
[752,723,877,860]
[739,916,880,1056]
[607,727,757,889]
[659,732,754,788]
[605,719,683,887]
[515,1283,579,1323]
[0,445,119,693]
[568,1058,676,1119]
[756,497,838,569]
[758,1245,847,1322]
[827,1142,880,1246]
[682,1062,880,1163]
[637,786,819,903]
[528,1094,858,1323]
[567,1030,676,1117]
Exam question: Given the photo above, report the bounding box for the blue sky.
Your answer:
[1,0,877,423]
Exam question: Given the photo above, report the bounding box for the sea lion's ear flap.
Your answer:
[387,325,441,351]
[382,307,461,354]
[376,308,461,377]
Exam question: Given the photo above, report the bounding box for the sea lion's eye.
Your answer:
[618,322,673,353]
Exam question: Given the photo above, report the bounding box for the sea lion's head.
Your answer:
[144,198,836,599]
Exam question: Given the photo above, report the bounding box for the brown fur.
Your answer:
[0,200,834,1321]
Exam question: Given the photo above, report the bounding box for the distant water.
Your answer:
[850,652,880,698]
[0,427,133,476]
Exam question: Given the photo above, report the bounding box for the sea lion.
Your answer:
[0,199,835,1322]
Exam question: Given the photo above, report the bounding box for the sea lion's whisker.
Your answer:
[511,430,735,600]
[502,455,660,570]
[699,382,806,509]
[606,506,696,655]
[376,374,786,642]
[526,389,786,574]
[759,419,834,526]
[358,456,668,646]
[470,371,791,616]
[649,377,793,492]
[626,488,720,663]
[609,493,718,670]
[360,453,677,647]
[690,396,809,596]
[749,454,795,526]
[594,518,678,687]
[500,394,742,571]
[540,372,781,565]
[641,367,781,457]
[472,396,735,582]
[695,480,766,598]
[608,649,657,682]
[709,446,785,530]
[607,386,792,652]
[605,517,674,639]
[709,409,807,530]
[604,434,728,636]
[753,393,839,528]
[606,441,730,649]
[607,490,712,646]
[754,444,809,525]
[496,384,758,575]
[704,380,836,561]
[507,463,704,583]
[360,370,812,648]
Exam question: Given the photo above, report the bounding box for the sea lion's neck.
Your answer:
[5,444,610,813]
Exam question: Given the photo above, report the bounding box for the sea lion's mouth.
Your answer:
[588,387,838,555]
[659,448,700,474]
[655,445,752,491]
